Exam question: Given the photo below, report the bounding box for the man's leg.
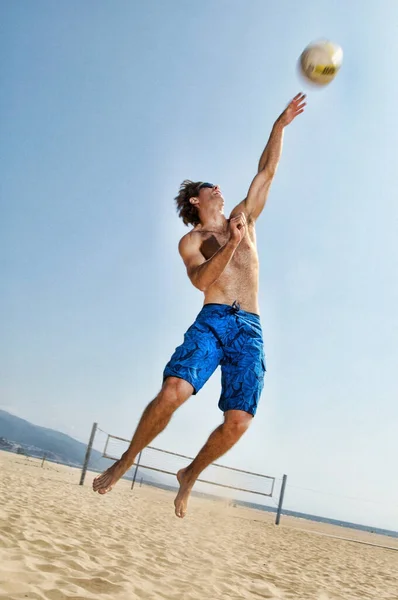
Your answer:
[93,377,193,494]
[174,409,252,518]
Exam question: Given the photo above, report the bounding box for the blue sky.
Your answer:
[1,1,397,530]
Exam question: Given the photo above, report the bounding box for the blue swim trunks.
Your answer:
[163,302,266,416]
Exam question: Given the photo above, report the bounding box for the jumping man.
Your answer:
[93,93,306,517]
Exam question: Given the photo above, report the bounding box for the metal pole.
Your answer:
[275,474,287,525]
[79,422,98,486]
[131,450,142,491]
[103,434,110,458]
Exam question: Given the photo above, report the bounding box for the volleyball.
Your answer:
[299,40,343,86]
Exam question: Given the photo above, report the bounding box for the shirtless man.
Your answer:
[93,93,306,517]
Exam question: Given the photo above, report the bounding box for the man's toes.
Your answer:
[92,478,102,491]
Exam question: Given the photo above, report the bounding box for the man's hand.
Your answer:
[277,92,306,127]
[228,212,247,245]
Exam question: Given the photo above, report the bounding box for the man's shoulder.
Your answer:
[178,228,202,254]
[179,227,203,244]
[228,206,256,228]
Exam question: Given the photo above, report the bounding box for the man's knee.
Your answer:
[223,410,253,438]
[159,377,194,410]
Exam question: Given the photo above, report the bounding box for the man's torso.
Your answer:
[191,221,259,314]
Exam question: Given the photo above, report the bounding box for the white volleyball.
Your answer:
[300,40,343,86]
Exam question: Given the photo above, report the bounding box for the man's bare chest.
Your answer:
[199,228,258,267]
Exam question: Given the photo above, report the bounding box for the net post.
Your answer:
[275,474,287,525]
[131,450,142,491]
[79,422,98,486]
[103,434,110,458]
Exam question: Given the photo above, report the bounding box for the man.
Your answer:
[93,93,306,517]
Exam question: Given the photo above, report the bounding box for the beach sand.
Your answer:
[0,450,397,600]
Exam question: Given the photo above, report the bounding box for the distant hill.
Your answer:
[0,410,155,482]
[0,409,96,466]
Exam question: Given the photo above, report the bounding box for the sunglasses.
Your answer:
[197,182,215,191]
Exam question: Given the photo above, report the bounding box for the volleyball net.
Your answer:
[79,423,286,522]
[102,432,275,498]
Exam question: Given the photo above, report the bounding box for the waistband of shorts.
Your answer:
[201,303,261,320]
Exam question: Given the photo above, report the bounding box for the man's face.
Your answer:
[196,182,224,208]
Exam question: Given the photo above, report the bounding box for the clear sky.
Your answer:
[1,1,397,530]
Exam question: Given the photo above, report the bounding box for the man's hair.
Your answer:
[175,180,201,227]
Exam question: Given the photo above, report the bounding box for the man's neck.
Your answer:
[197,213,227,233]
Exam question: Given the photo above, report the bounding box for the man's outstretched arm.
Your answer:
[231,93,306,222]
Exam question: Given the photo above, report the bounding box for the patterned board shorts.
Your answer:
[163,302,266,416]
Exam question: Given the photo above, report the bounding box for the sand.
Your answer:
[0,450,397,600]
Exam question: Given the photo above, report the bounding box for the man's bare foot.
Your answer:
[174,468,194,518]
[92,459,131,495]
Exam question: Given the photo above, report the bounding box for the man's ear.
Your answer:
[189,196,199,206]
